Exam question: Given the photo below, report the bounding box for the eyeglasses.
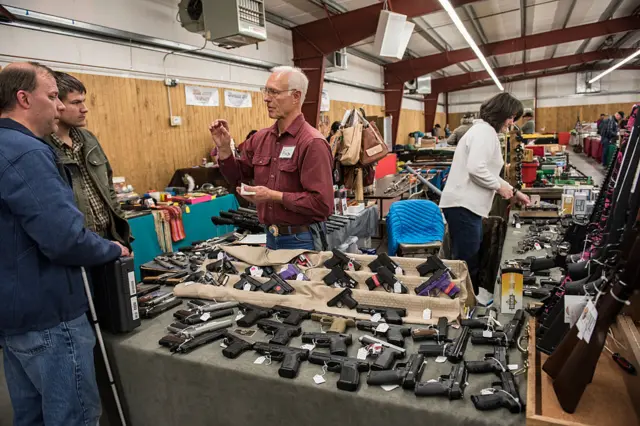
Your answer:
[260,87,295,97]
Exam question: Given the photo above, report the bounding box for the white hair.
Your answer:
[270,65,309,104]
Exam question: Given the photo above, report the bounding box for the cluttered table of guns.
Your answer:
[129,237,529,423]
[501,118,640,415]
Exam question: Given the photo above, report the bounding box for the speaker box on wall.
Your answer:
[373,10,415,60]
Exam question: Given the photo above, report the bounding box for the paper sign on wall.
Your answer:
[224,90,252,108]
[321,89,330,112]
[185,86,219,107]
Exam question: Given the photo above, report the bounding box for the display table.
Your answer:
[128,194,239,280]
[97,307,525,426]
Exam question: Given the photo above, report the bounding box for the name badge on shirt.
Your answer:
[279,146,295,159]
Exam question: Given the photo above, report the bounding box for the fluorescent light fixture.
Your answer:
[438,0,504,91]
[588,49,640,83]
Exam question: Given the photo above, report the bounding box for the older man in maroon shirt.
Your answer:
[210,66,333,251]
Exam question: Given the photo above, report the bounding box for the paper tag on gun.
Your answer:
[235,312,245,322]
[249,266,263,277]
[381,385,399,391]
[564,295,587,326]
[576,300,598,343]
[483,330,493,338]
[200,313,211,322]
[375,323,389,333]
[508,364,519,371]
[393,282,402,293]
[300,344,316,351]
[422,309,432,320]
[435,356,447,363]
[243,284,252,291]
[313,374,326,385]
[357,347,369,360]
[296,273,305,281]
[254,356,267,365]
[395,266,403,275]
[370,313,382,322]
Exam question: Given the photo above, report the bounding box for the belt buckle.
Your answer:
[268,225,279,237]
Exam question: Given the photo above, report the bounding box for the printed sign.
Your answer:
[185,85,219,107]
[224,90,252,108]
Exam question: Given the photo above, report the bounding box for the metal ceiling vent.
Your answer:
[178,0,267,49]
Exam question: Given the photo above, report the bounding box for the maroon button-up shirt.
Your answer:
[219,114,334,226]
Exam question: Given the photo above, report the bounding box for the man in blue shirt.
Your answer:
[0,62,129,426]
[600,112,623,166]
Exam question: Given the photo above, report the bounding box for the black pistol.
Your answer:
[253,343,309,379]
[471,371,524,413]
[237,303,273,327]
[467,346,509,374]
[365,267,409,294]
[308,351,370,392]
[256,319,301,345]
[470,310,525,347]
[301,333,352,356]
[415,362,468,400]
[356,321,411,347]
[221,332,255,359]
[366,354,425,389]
[272,305,311,326]
[355,305,406,325]
[326,288,359,309]
[418,326,470,363]
[411,317,449,343]
[367,253,404,275]
[323,249,362,271]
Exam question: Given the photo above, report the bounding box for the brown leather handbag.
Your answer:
[360,120,388,165]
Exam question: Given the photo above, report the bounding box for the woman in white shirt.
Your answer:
[440,93,531,293]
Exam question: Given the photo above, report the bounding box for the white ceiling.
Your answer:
[265,0,640,80]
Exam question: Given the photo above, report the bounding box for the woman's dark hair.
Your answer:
[479,92,524,132]
[523,111,533,118]
[245,130,258,140]
[330,121,341,134]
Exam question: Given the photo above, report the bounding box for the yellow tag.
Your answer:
[185,206,191,214]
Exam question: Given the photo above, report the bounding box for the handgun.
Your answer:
[301,332,352,356]
[244,265,275,278]
[367,253,404,275]
[159,328,227,354]
[173,300,238,325]
[261,274,295,295]
[310,312,356,333]
[365,267,409,294]
[206,258,238,275]
[308,351,370,391]
[415,362,468,400]
[470,310,525,347]
[272,305,311,326]
[358,335,406,370]
[467,346,509,374]
[416,256,456,279]
[411,317,449,343]
[326,288,359,309]
[356,321,411,347]
[234,273,262,292]
[460,307,501,329]
[253,342,309,379]
[414,269,459,298]
[237,303,273,327]
[153,255,175,270]
[256,319,301,345]
[323,267,358,289]
[140,297,182,319]
[279,264,308,281]
[366,354,425,389]
[418,326,470,363]
[323,249,362,271]
[355,305,406,325]
[471,371,524,413]
[221,332,254,359]
[166,319,233,339]
[138,290,173,307]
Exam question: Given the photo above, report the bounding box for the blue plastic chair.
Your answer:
[386,200,444,256]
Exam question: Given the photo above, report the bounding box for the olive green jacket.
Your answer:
[43,128,132,248]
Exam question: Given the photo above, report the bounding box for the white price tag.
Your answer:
[254,356,266,365]
[127,271,137,296]
[200,313,211,322]
[376,323,390,333]
[508,364,519,371]
[235,312,245,322]
[482,330,493,338]
[217,252,225,260]
[544,244,552,249]
[220,342,228,348]
[250,266,263,277]
[300,344,316,351]
[422,309,432,320]
[370,313,382,323]
[393,282,402,293]
[435,356,447,363]
[481,388,495,396]
[427,379,438,383]
[296,273,305,281]
[313,374,326,385]
[243,283,252,291]
[580,301,598,343]
[534,243,542,251]
[381,385,399,392]
[347,261,355,271]
[515,223,521,229]
[357,347,369,360]
[395,266,404,275]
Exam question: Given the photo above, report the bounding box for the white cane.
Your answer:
[81,267,128,426]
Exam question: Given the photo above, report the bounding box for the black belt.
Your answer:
[267,224,310,237]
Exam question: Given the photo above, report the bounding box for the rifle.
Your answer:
[542,215,640,413]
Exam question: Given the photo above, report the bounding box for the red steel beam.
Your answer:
[0,5,15,21]
[450,65,640,92]
[431,48,635,93]
[385,16,640,84]
[292,0,484,127]
[424,93,439,141]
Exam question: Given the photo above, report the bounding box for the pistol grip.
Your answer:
[371,349,396,371]
[279,352,305,379]
[367,369,405,386]
[471,393,506,411]
[466,361,494,374]
[415,382,447,397]
[386,329,405,347]
[385,312,403,325]
[337,363,360,392]
[330,337,348,356]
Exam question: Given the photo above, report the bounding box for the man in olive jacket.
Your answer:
[43,72,132,248]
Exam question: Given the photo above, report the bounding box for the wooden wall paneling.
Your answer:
[397,109,425,145]
[535,102,637,132]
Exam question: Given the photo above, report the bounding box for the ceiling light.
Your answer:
[588,49,640,83]
[438,0,504,91]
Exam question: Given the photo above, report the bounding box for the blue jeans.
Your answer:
[601,137,611,166]
[267,230,315,250]
[443,207,483,293]
[0,314,101,426]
